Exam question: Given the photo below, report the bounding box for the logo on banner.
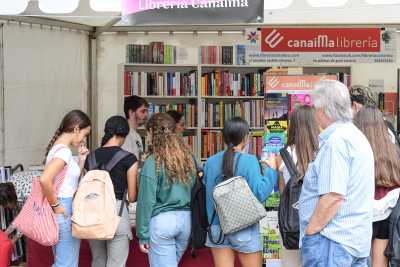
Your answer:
[265,75,337,91]
[264,29,284,48]
[267,76,280,89]
[261,28,381,52]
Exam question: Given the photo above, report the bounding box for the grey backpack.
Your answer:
[212,154,267,236]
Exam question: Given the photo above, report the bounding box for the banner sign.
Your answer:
[122,0,263,25]
[265,75,337,91]
[261,28,381,52]
[244,28,396,65]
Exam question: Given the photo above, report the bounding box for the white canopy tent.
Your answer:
[1,0,400,167]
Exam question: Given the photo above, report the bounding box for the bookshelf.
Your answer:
[119,62,351,161]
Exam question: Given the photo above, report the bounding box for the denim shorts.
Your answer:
[205,223,260,253]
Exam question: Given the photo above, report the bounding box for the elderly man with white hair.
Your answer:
[299,80,374,267]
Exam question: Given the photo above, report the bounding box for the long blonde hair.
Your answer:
[146,113,195,184]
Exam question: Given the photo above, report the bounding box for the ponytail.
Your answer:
[43,128,62,163]
[221,117,249,178]
[222,143,235,178]
[101,132,114,146]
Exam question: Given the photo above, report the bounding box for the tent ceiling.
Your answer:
[0,0,400,29]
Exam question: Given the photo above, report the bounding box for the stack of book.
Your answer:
[148,103,197,128]
[124,71,197,96]
[126,42,177,64]
[202,100,264,128]
[199,46,234,65]
[201,71,264,96]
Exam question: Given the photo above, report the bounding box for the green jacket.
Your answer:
[136,155,195,244]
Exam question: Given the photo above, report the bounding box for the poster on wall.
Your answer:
[121,0,263,25]
[243,28,396,65]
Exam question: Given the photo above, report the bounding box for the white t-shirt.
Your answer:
[279,146,298,185]
[46,144,81,198]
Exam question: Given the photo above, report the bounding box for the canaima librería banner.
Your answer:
[122,0,263,25]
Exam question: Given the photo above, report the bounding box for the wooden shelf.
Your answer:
[140,96,197,99]
[125,63,197,68]
[202,96,264,100]
[137,127,198,130]
[200,64,269,69]
[202,127,264,130]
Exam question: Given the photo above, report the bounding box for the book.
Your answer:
[126,43,177,64]
[289,93,313,113]
[264,93,289,120]
[200,46,233,65]
[236,45,246,65]
[202,100,264,128]
[124,71,197,96]
[148,103,197,127]
[201,130,262,159]
[262,120,288,160]
[201,70,264,96]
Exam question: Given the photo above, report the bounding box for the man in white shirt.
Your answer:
[122,95,149,164]
[122,96,149,229]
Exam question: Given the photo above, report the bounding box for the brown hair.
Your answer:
[146,113,195,184]
[0,182,17,207]
[287,106,319,180]
[354,105,400,187]
[45,110,91,158]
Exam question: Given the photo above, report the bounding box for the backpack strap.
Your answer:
[233,153,242,177]
[86,153,98,171]
[104,150,131,172]
[279,146,300,180]
[191,155,203,182]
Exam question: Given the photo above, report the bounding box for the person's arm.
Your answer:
[305,193,344,235]
[246,156,278,203]
[136,159,157,253]
[127,162,139,203]
[305,141,349,235]
[39,158,67,216]
[78,142,89,173]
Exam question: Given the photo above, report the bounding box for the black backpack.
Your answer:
[190,157,208,257]
[385,192,400,267]
[278,146,302,250]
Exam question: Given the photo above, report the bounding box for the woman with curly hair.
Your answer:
[136,113,196,267]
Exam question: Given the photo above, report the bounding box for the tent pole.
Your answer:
[88,33,98,149]
[0,15,93,32]
[0,23,4,165]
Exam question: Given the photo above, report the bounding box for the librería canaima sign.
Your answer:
[137,0,249,10]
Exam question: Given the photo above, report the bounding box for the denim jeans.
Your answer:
[301,233,368,267]
[149,211,191,267]
[52,197,81,267]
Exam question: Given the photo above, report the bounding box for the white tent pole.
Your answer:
[0,23,4,165]
[0,15,93,32]
[88,35,98,149]
[93,16,121,38]
[105,23,400,33]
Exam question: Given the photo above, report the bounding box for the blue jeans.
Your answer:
[52,197,80,267]
[149,211,191,267]
[301,233,368,267]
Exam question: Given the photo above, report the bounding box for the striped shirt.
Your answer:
[299,122,374,258]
